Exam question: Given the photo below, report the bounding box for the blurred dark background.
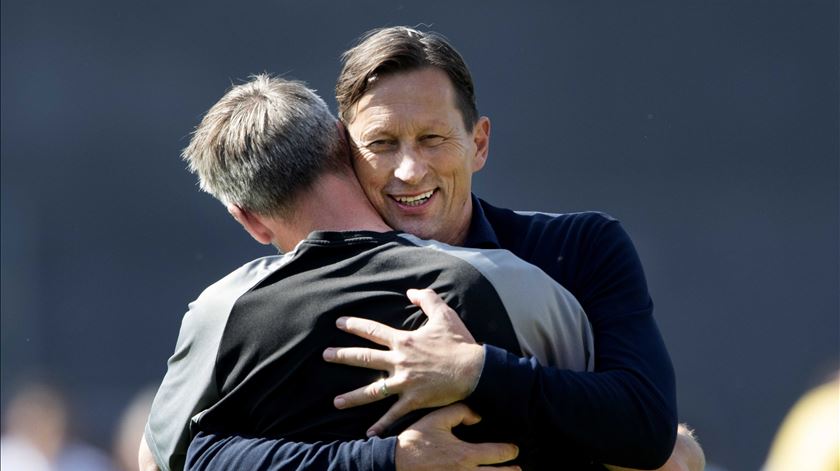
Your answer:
[2,1,837,470]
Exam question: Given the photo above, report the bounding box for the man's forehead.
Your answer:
[348,71,464,134]
[359,69,456,107]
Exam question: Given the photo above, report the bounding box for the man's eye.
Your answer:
[367,140,396,152]
[420,135,445,146]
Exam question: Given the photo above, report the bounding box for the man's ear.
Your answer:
[335,120,348,139]
[471,116,491,172]
[336,120,360,167]
[227,204,274,245]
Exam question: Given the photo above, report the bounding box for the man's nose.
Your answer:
[393,147,428,184]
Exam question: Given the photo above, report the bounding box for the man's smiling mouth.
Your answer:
[391,190,435,207]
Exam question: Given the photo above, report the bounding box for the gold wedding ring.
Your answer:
[379,379,390,397]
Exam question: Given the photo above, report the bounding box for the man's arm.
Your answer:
[145,257,285,470]
[326,295,703,470]
[144,302,224,471]
[325,219,681,468]
[184,404,520,471]
[326,294,679,469]
[469,216,683,468]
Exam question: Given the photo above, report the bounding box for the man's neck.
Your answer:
[273,172,392,251]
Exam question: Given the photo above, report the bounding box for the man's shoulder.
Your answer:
[170,255,293,366]
[516,209,616,223]
[482,199,615,227]
[398,232,534,269]
[478,198,620,250]
[190,255,290,313]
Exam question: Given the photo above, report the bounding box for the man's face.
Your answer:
[347,67,490,245]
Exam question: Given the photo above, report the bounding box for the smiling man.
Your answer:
[324,28,703,470]
[316,28,687,469]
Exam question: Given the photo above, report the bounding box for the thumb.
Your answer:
[468,441,520,466]
[406,288,449,321]
[425,403,482,430]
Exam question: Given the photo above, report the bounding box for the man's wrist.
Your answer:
[462,343,486,398]
[462,344,531,422]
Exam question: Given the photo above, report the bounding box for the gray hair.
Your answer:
[182,74,347,217]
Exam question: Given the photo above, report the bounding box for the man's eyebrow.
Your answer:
[358,120,456,141]
[428,122,457,133]
[358,126,392,141]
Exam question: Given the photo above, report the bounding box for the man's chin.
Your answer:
[389,221,438,241]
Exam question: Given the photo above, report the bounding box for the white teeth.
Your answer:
[394,190,434,206]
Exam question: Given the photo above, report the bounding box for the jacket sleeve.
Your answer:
[145,304,225,471]
[465,218,678,469]
[146,257,285,471]
[186,431,397,471]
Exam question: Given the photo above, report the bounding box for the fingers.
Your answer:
[366,397,417,437]
[335,316,397,347]
[406,288,451,320]
[407,288,476,343]
[419,403,482,430]
[378,403,482,436]
[323,346,393,370]
[468,442,520,466]
[333,378,398,410]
